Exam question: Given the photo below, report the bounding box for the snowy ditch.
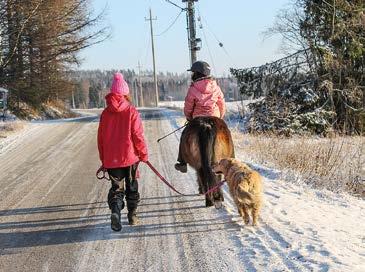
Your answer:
[157,106,364,272]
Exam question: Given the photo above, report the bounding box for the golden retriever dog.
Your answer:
[213,158,263,226]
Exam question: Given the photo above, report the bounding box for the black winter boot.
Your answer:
[127,209,139,225]
[174,162,187,173]
[125,177,140,226]
[110,199,124,231]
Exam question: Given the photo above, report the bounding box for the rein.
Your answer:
[157,121,189,143]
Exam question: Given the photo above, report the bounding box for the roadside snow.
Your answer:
[0,111,98,155]
[159,100,257,113]
[163,108,365,271]
[158,100,259,131]
[0,107,363,272]
[0,122,34,155]
[227,147,365,271]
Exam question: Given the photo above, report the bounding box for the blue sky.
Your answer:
[79,0,291,76]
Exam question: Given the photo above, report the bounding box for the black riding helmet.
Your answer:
[187,61,211,77]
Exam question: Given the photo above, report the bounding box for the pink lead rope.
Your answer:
[96,166,110,181]
[145,161,191,196]
[96,162,226,196]
[145,161,226,196]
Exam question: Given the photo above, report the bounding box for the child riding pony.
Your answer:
[175,61,234,207]
[175,61,226,173]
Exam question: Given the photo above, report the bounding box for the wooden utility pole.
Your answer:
[146,8,159,107]
[137,61,144,107]
[71,90,76,109]
[164,1,201,68]
[183,0,200,65]
[133,80,139,107]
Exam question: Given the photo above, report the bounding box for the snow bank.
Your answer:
[159,100,260,113]
[162,108,364,271]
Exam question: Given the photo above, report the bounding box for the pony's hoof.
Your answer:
[205,198,214,207]
[214,201,223,209]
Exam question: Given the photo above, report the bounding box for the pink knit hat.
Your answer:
[110,72,129,95]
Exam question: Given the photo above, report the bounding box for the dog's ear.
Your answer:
[219,159,230,171]
[227,158,236,168]
[223,158,232,167]
[218,159,226,166]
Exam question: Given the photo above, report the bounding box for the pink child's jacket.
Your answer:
[183,78,226,120]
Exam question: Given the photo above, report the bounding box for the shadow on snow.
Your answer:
[0,198,239,254]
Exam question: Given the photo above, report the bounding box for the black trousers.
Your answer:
[107,164,140,213]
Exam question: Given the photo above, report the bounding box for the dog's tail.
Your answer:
[237,183,254,205]
[198,120,217,190]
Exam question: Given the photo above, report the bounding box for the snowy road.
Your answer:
[0,108,364,272]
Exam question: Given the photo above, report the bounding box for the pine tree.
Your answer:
[301,0,364,133]
[0,0,109,112]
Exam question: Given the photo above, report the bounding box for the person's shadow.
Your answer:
[0,197,239,256]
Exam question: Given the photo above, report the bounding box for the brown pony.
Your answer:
[180,116,235,208]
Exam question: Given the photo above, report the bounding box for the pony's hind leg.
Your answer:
[198,168,214,207]
[205,194,214,207]
[197,170,204,195]
[212,174,224,209]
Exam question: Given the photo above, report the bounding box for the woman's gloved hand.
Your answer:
[139,155,148,163]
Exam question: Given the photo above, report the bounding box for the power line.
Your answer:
[155,10,184,36]
[137,23,150,67]
[163,0,200,65]
[197,5,236,67]
[199,17,217,75]
[143,30,151,66]
[164,0,185,11]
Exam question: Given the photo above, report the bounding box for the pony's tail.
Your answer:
[198,121,217,191]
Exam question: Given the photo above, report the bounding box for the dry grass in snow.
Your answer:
[0,121,26,138]
[232,131,365,198]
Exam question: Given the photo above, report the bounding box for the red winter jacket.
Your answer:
[97,93,148,169]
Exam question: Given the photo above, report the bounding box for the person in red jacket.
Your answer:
[98,72,148,231]
[175,61,226,173]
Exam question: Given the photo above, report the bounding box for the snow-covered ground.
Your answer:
[0,110,98,154]
[162,109,365,271]
[0,122,33,155]
[0,107,364,272]
[228,151,365,271]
